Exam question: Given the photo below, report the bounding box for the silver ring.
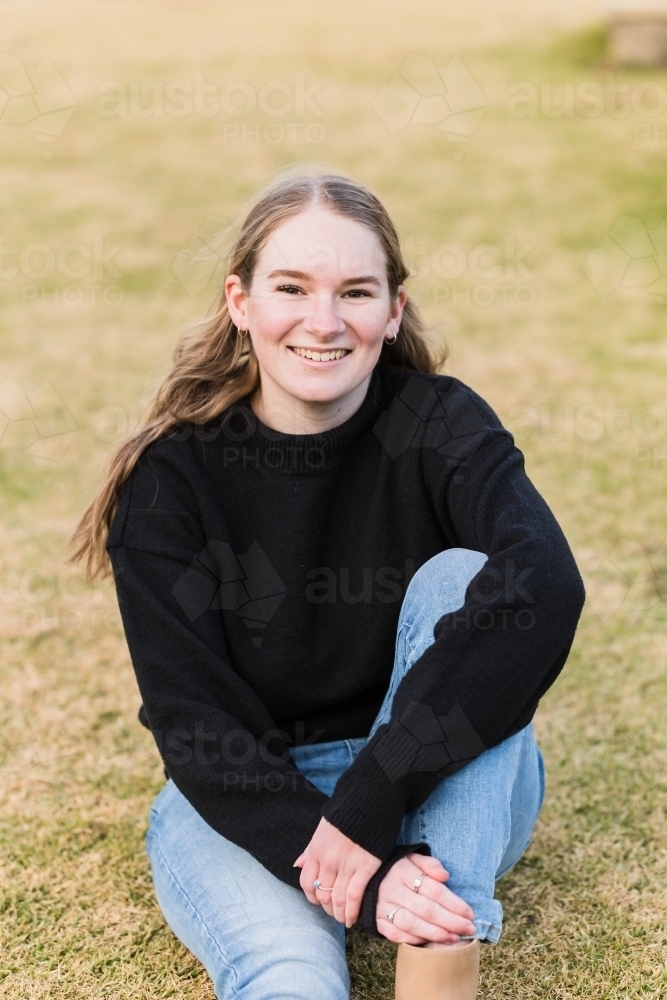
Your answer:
[386,905,402,922]
[313,880,334,891]
[413,872,426,892]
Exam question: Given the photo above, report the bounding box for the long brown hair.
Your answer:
[71,171,445,578]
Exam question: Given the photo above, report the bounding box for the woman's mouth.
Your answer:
[289,346,351,363]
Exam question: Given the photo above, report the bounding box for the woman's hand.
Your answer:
[376,854,477,945]
[293,817,382,926]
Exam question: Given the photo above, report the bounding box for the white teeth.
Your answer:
[292,346,349,361]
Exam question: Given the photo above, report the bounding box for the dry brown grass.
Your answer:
[1,1,667,996]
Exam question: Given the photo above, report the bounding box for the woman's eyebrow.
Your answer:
[267,268,381,287]
[341,275,382,287]
[267,269,312,280]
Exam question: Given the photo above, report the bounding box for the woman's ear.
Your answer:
[225,274,250,330]
[386,284,407,338]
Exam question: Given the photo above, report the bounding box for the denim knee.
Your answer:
[368,548,489,737]
[396,549,488,664]
[405,548,488,611]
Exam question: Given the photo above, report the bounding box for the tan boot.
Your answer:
[395,939,480,1000]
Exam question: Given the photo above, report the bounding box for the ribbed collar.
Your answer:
[238,366,385,475]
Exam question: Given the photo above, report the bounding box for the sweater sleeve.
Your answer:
[321,384,586,861]
[106,443,406,935]
[105,445,327,883]
[108,541,328,886]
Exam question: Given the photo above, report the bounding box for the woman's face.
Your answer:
[225,207,406,420]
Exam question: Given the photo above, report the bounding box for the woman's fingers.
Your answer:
[397,886,477,937]
[315,888,335,919]
[343,870,370,927]
[377,905,463,945]
[418,876,475,923]
[300,862,377,925]
[379,923,430,946]
[299,855,328,905]
[403,856,475,923]
[298,856,345,919]
[307,864,342,916]
[375,856,477,944]
[303,870,371,927]
[408,853,449,882]
[331,867,372,925]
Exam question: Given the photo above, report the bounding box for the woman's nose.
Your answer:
[302,295,346,338]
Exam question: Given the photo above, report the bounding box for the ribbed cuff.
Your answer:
[357,843,432,936]
[320,750,410,861]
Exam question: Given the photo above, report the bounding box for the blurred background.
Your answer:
[1,1,666,997]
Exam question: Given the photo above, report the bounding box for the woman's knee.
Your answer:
[401,548,488,624]
[219,932,349,1000]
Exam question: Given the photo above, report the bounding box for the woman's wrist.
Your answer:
[376,854,477,945]
[356,843,431,936]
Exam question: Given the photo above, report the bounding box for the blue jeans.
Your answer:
[146,549,546,1000]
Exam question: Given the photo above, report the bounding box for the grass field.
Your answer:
[1,1,667,997]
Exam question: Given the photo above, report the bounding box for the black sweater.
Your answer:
[107,365,585,934]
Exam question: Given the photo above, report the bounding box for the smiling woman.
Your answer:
[225,206,407,431]
[70,172,585,1000]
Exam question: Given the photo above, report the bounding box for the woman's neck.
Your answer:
[250,374,372,435]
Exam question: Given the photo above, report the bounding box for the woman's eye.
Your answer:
[343,288,371,298]
[276,284,304,294]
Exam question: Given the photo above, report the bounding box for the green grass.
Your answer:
[1,2,667,996]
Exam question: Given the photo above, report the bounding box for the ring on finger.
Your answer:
[313,880,334,892]
[413,872,426,892]
[386,905,403,922]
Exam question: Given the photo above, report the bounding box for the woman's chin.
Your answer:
[283,380,363,407]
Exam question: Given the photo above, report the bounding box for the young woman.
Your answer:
[73,173,585,1000]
